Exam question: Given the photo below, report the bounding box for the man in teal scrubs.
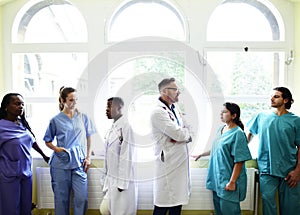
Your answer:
[247,87,300,215]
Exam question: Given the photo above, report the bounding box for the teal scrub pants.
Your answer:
[260,174,300,215]
[50,166,88,215]
[212,191,241,215]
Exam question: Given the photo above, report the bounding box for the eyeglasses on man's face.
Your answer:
[165,87,180,93]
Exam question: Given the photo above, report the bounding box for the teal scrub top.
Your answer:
[206,126,252,203]
[247,111,300,178]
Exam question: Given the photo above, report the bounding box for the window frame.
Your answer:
[1,0,295,158]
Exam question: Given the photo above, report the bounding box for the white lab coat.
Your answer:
[102,116,137,215]
[151,99,191,207]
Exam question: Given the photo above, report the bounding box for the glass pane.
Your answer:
[92,55,210,160]
[206,51,285,96]
[12,53,88,96]
[13,3,87,43]
[240,102,271,159]
[94,56,187,161]
[27,101,99,159]
[108,1,186,41]
[26,102,58,158]
[207,2,281,41]
[240,103,270,122]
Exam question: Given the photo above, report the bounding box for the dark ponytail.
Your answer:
[235,118,244,131]
[20,114,36,138]
[224,102,244,130]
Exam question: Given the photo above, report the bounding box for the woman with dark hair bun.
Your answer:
[43,87,96,215]
[194,102,252,215]
[0,93,49,215]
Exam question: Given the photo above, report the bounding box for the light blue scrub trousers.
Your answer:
[50,166,88,215]
[212,191,241,215]
[260,174,300,215]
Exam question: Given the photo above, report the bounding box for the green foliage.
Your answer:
[133,55,185,95]
[231,53,272,95]
[239,103,271,121]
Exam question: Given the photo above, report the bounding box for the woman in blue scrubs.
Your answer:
[0,93,49,215]
[195,102,252,215]
[43,87,96,215]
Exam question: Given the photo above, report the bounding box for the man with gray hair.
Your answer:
[151,78,192,215]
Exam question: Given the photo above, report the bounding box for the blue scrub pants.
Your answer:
[212,191,241,215]
[0,175,32,215]
[50,166,88,215]
[260,174,300,215]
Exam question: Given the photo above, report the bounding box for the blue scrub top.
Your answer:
[43,111,96,169]
[0,119,35,179]
[206,126,252,203]
[247,111,300,177]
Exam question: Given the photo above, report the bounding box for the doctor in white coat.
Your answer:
[151,78,192,215]
[100,97,137,215]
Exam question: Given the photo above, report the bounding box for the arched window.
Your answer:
[11,0,88,156]
[12,0,87,43]
[11,0,88,97]
[104,0,190,158]
[207,0,284,41]
[107,0,187,42]
[205,0,286,158]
